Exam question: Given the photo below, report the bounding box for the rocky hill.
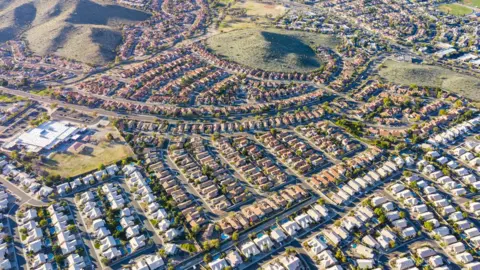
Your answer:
[0,0,151,65]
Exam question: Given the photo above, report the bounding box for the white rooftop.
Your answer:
[10,121,78,152]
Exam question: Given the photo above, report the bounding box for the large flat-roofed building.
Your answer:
[6,121,79,153]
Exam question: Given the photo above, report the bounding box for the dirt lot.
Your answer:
[218,0,287,32]
[43,124,134,177]
[234,0,286,16]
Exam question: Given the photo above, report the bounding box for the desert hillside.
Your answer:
[0,0,151,65]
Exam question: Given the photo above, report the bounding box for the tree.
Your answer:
[67,224,76,233]
[54,255,64,265]
[374,208,384,216]
[39,219,47,227]
[106,133,114,141]
[232,231,239,241]
[180,243,197,254]
[389,240,396,248]
[158,249,166,257]
[424,221,434,232]
[203,253,213,263]
[3,236,12,243]
[211,239,220,249]
[383,97,392,107]
[11,150,18,160]
[378,214,386,224]
[454,100,463,108]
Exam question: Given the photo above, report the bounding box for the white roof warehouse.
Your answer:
[6,121,79,153]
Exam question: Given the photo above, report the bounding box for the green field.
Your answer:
[206,28,339,73]
[379,60,480,101]
[0,94,26,103]
[462,0,480,8]
[439,3,473,15]
[31,89,54,96]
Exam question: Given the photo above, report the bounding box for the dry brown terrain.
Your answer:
[0,0,151,65]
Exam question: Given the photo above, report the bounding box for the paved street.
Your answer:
[0,176,47,207]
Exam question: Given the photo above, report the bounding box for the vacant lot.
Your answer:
[438,3,473,15]
[44,125,133,177]
[206,28,339,72]
[379,60,480,101]
[462,0,480,8]
[218,16,260,32]
[233,0,286,17]
[218,0,287,32]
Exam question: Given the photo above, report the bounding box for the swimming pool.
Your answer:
[319,235,327,243]
[221,233,230,240]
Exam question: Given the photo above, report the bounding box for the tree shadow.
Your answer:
[79,146,95,157]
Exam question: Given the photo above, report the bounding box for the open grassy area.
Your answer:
[439,3,473,15]
[217,0,287,32]
[31,89,53,96]
[233,0,286,16]
[218,15,263,32]
[462,0,480,8]
[379,60,480,101]
[0,0,150,65]
[206,28,339,72]
[44,125,133,177]
[0,94,26,103]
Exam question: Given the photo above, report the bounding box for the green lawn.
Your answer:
[439,3,473,16]
[31,89,53,96]
[0,94,26,103]
[462,0,480,8]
